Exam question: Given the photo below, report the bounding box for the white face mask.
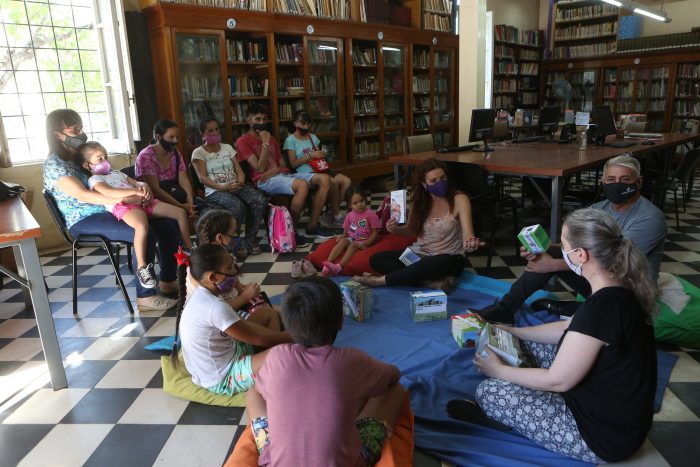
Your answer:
[562,247,582,276]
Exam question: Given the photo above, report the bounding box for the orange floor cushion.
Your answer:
[308,234,416,276]
[224,393,414,467]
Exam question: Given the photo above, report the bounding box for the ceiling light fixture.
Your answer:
[599,0,671,23]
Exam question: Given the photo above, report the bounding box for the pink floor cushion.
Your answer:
[308,234,416,276]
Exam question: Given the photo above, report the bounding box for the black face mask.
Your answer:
[251,123,269,132]
[159,138,177,152]
[62,133,87,150]
[603,182,638,204]
[297,127,309,135]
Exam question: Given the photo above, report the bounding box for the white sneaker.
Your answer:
[136,295,177,312]
[136,264,157,289]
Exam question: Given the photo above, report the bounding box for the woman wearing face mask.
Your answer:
[191,116,267,258]
[353,158,483,291]
[135,119,196,218]
[448,208,657,464]
[42,109,180,311]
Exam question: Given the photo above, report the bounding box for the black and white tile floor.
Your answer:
[1,191,699,467]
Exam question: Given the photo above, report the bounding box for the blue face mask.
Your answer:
[426,179,449,197]
[562,247,582,276]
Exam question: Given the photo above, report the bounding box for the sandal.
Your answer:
[446,399,512,432]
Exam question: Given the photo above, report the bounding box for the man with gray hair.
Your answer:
[478,154,667,324]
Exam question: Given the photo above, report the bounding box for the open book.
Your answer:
[476,323,529,367]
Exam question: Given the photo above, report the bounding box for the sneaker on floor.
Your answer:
[248,244,263,256]
[236,246,249,260]
[301,259,318,275]
[136,294,177,312]
[136,264,157,289]
[306,226,335,239]
[475,300,514,326]
[291,260,305,278]
[294,232,310,248]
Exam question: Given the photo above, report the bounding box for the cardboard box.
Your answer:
[517,224,550,255]
[390,189,406,224]
[410,290,447,322]
[476,323,528,367]
[451,312,486,348]
[340,280,373,322]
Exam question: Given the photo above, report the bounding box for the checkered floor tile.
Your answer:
[1,187,700,467]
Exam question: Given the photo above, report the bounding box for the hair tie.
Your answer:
[618,234,624,240]
[175,246,190,267]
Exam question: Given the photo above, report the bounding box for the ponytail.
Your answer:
[611,238,658,322]
[171,249,190,367]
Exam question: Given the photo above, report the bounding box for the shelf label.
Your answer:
[226,18,237,29]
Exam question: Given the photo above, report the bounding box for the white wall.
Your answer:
[486,0,541,30]
[638,1,699,36]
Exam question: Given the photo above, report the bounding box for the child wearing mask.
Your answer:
[173,243,291,396]
[78,141,192,289]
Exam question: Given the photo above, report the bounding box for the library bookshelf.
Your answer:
[142,1,458,180]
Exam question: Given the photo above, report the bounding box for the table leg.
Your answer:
[12,244,32,310]
[17,238,67,390]
[550,176,562,243]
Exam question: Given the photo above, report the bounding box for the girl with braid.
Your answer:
[190,210,283,332]
[172,244,290,396]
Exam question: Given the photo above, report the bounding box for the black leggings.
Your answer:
[369,250,465,286]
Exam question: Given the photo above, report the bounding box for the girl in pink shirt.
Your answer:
[322,188,380,276]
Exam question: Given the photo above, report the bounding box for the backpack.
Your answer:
[375,195,391,233]
[268,204,296,253]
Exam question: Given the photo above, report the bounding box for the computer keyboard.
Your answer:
[625,132,663,140]
[608,140,636,148]
[512,136,545,143]
[437,143,480,153]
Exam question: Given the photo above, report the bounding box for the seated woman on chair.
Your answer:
[354,158,483,292]
[448,208,657,463]
[43,109,179,311]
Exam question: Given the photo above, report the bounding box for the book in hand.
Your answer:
[399,246,423,266]
[476,323,529,367]
[390,189,407,224]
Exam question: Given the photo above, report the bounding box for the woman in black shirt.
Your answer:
[449,207,657,463]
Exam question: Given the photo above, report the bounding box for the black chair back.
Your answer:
[189,163,205,194]
[120,165,136,179]
[673,148,700,183]
[43,190,74,245]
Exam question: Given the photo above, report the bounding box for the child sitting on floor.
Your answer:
[173,244,291,396]
[192,209,284,332]
[78,141,192,289]
[322,188,381,276]
[247,276,405,466]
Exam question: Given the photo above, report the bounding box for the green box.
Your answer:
[517,224,550,255]
[410,290,447,322]
[340,280,373,322]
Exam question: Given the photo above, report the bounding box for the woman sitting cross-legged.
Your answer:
[447,208,657,463]
[353,158,483,292]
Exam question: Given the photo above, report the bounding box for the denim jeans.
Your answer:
[69,212,180,298]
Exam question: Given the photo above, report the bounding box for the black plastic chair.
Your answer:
[664,148,700,229]
[43,190,134,315]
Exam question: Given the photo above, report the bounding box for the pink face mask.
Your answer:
[204,134,222,145]
[91,160,111,175]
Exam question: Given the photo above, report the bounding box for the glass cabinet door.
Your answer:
[306,38,342,162]
[176,33,225,148]
[381,44,407,157]
[350,39,380,161]
[433,48,453,147]
[274,34,305,141]
[412,45,431,135]
[635,66,669,131]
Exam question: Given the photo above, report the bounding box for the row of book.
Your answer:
[384,51,404,67]
[671,118,699,132]
[552,42,616,59]
[494,79,517,93]
[554,22,616,41]
[495,45,515,60]
[494,25,541,46]
[355,74,379,92]
[183,102,224,133]
[520,76,537,89]
[494,95,515,109]
[678,63,700,79]
[414,113,431,129]
[231,101,254,123]
[435,52,451,68]
[229,76,269,97]
[520,63,539,76]
[181,76,223,100]
[385,115,404,127]
[384,134,404,155]
[435,78,449,93]
[423,0,452,15]
[354,98,378,115]
[554,3,617,22]
[354,140,381,161]
[605,69,634,82]
[424,13,451,33]
[164,0,265,10]
[384,98,403,114]
[434,95,448,112]
[636,81,667,99]
[673,101,700,116]
[413,76,430,93]
[495,62,517,75]
[676,80,700,97]
[279,100,305,119]
[638,68,669,80]
[414,50,430,69]
[414,96,430,110]
[271,0,349,19]
[226,39,266,62]
[307,46,337,65]
[352,47,378,65]
[309,76,337,94]
[520,49,540,61]
[308,97,335,118]
[277,76,304,94]
[276,43,304,63]
[521,91,538,106]
[308,119,337,132]
[179,37,219,61]
[355,117,380,134]
[384,75,405,94]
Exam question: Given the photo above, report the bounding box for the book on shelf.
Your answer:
[228,75,269,97]
[494,25,541,46]
[423,12,451,33]
[162,0,266,10]
[555,2,617,22]
[352,46,377,65]
[423,0,452,15]
[226,38,266,62]
[276,43,304,63]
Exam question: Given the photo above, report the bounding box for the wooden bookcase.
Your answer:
[142,1,458,181]
[541,48,700,132]
[551,0,621,59]
[492,25,543,113]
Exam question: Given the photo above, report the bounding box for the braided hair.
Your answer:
[195,210,236,246]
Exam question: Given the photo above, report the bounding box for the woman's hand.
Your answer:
[310,150,325,159]
[180,202,196,218]
[137,182,152,201]
[240,282,261,302]
[228,181,243,191]
[386,218,398,233]
[473,346,505,378]
[464,236,485,253]
[121,194,143,205]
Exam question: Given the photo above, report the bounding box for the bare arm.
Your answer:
[502,320,570,345]
[192,159,229,191]
[56,175,138,205]
[224,319,293,348]
[177,169,194,204]
[359,228,379,249]
[233,157,246,185]
[91,181,140,200]
[143,174,185,207]
[455,193,476,239]
[476,331,604,392]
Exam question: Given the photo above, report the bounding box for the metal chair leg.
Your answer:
[100,239,134,314]
[72,242,79,315]
[674,189,680,230]
[487,214,502,268]
[114,244,120,285]
[126,245,133,272]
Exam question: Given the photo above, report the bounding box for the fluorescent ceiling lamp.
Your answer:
[598,0,671,23]
[382,46,401,51]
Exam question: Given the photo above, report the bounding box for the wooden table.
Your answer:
[0,197,66,389]
[390,132,700,242]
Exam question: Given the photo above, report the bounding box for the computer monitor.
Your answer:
[469,108,497,152]
[591,105,617,145]
[539,105,560,137]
